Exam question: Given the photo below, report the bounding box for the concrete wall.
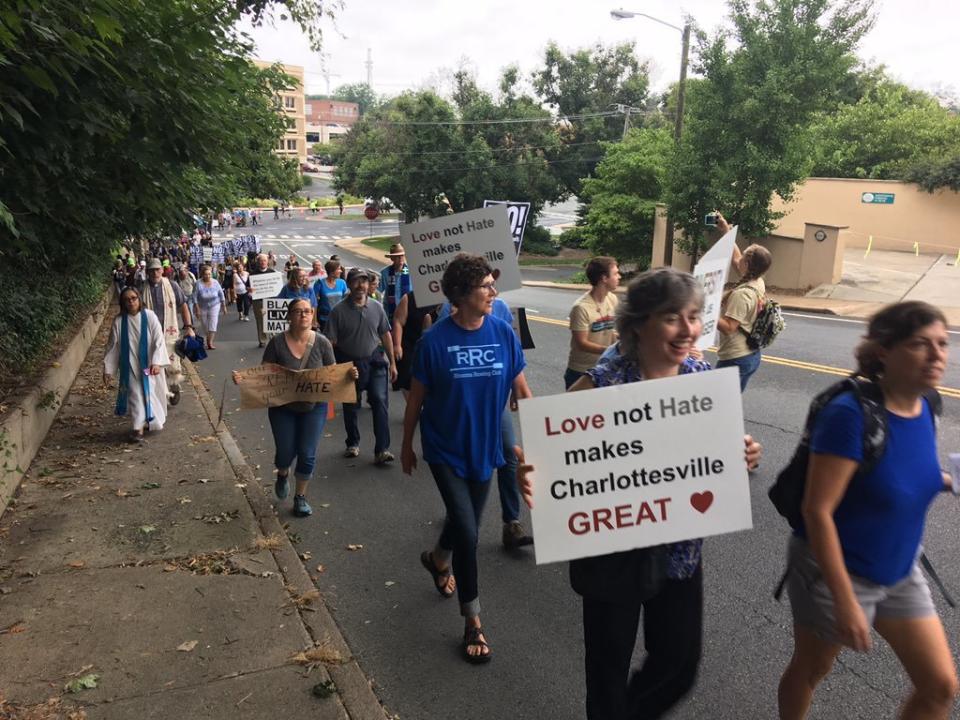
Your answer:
[771,178,960,254]
[0,295,110,514]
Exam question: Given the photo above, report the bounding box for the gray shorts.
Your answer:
[786,535,935,644]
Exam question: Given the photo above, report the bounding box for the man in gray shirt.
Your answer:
[326,267,397,465]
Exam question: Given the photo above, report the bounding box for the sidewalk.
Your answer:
[336,238,960,327]
[0,317,388,719]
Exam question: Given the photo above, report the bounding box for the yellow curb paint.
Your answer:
[864,235,872,258]
[913,241,919,256]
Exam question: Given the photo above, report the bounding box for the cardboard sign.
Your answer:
[517,367,752,564]
[401,206,522,305]
[483,200,531,256]
[693,225,738,350]
[249,271,284,300]
[264,298,290,335]
[202,246,213,263]
[237,362,357,409]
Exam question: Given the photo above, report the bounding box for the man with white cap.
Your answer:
[141,258,195,406]
[379,242,412,325]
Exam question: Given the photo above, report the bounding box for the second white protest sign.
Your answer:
[401,206,522,306]
[517,367,752,565]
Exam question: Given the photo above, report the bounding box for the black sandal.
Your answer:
[462,626,492,665]
[420,551,455,599]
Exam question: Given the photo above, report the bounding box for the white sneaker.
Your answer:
[375,450,395,465]
[343,446,359,458]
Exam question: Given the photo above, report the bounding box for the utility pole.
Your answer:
[365,48,373,87]
[613,103,643,140]
[662,23,691,268]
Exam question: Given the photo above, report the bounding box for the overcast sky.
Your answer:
[243,0,956,100]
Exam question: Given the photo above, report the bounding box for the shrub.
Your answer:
[520,225,559,256]
[558,226,589,249]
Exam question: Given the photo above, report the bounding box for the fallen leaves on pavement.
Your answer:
[0,692,88,719]
[64,673,100,693]
[289,643,344,669]
[176,640,198,652]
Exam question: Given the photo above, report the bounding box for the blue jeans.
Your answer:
[716,350,762,392]
[565,368,586,390]
[343,364,390,453]
[498,409,520,523]
[430,463,492,617]
[268,403,327,479]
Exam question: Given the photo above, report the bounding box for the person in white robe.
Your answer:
[103,287,169,440]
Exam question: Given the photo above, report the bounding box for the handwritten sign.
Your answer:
[483,200,531,256]
[249,271,284,300]
[237,362,357,409]
[517,368,751,564]
[693,225,738,350]
[401,206,522,305]
[264,298,290,335]
[202,246,213,263]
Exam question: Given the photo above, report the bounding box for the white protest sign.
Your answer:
[401,206,522,306]
[249,271,284,300]
[202,246,213,263]
[692,225,738,350]
[483,200,531,256]
[264,298,290,335]
[517,367,752,565]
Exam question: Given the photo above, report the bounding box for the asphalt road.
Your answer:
[191,238,960,720]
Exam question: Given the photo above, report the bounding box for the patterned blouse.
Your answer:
[586,343,712,580]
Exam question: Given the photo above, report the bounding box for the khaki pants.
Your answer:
[252,299,267,344]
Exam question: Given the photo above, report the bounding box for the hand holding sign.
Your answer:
[235,362,357,409]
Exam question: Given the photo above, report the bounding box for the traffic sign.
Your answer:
[364,205,380,220]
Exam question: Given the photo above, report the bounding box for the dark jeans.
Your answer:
[236,292,251,317]
[564,367,586,390]
[267,403,327,479]
[716,350,762,391]
[582,563,703,720]
[430,463,492,617]
[498,409,520,523]
[343,364,389,453]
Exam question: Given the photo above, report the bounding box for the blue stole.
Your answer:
[115,312,153,423]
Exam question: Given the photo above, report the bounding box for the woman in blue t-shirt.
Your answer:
[778,301,957,719]
[401,254,531,665]
[315,259,348,332]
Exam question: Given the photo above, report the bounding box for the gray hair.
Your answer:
[617,268,704,361]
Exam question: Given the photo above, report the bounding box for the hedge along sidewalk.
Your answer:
[0,311,389,720]
[0,290,112,516]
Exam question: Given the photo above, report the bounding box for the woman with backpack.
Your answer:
[777,301,957,719]
[713,214,773,391]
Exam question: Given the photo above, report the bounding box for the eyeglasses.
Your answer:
[290,309,313,316]
[475,282,497,293]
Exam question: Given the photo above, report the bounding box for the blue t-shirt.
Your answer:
[277,284,318,308]
[805,392,942,585]
[438,297,513,324]
[315,278,348,322]
[413,315,525,482]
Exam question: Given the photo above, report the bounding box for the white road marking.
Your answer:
[783,311,960,335]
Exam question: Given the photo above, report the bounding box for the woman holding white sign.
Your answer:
[778,302,957,720]
[519,267,761,720]
[232,298,357,518]
[401,254,531,665]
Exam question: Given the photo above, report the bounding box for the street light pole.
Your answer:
[611,9,690,267]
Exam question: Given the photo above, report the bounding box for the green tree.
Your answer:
[808,78,960,178]
[0,0,335,372]
[531,42,651,195]
[331,82,380,115]
[904,156,960,192]
[579,128,674,264]
[665,0,875,259]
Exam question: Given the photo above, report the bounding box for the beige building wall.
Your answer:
[771,178,960,254]
[254,60,307,163]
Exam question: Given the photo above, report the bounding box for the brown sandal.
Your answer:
[463,626,492,664]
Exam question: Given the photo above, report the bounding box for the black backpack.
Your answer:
[770,375,954,605]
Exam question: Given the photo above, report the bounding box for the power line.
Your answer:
[373,110,622,126]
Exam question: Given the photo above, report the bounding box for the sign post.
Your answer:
[517,368,752,565]
[401,206,522,305]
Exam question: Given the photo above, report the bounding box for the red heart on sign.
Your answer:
[690,491,714,514]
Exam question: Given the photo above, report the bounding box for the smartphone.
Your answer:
[704,213,719,227]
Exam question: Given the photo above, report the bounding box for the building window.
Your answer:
[286,139,297,151]
[284,96,296,110]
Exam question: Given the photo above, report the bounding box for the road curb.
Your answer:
[184,362,389,720]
